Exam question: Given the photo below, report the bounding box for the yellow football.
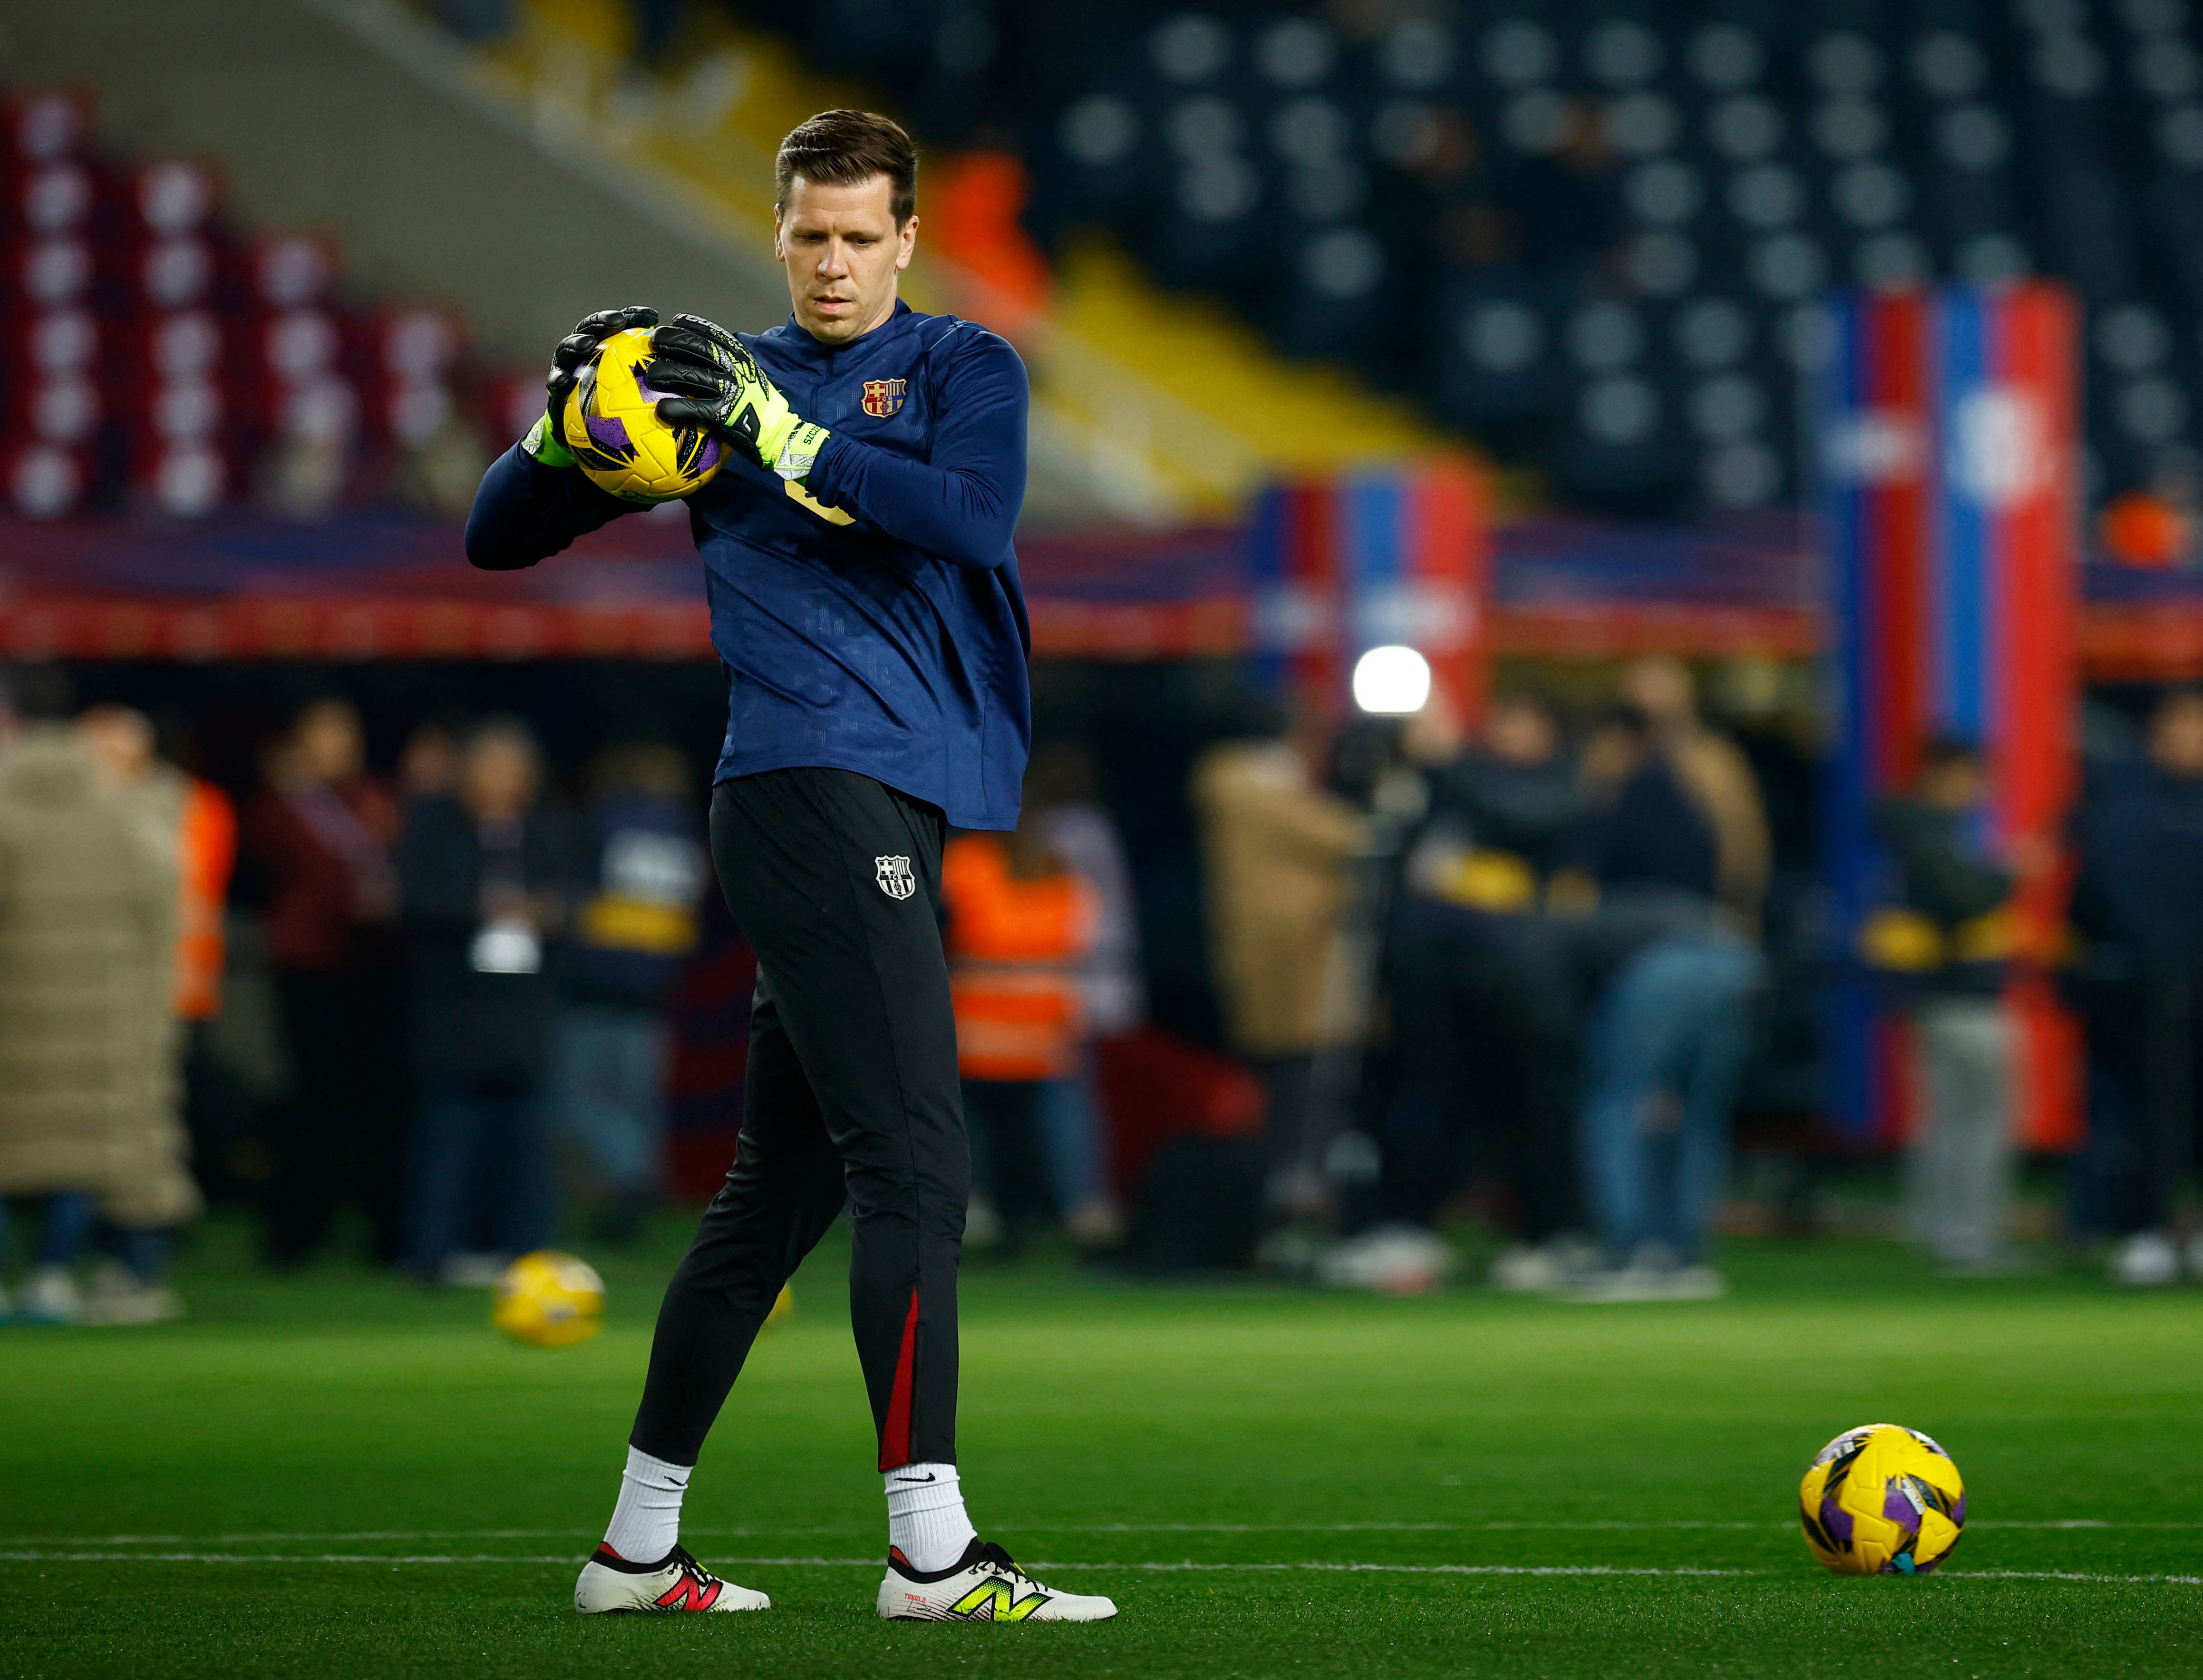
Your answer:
[491,1250,605,1348]
[558,325,725,504]
[1799,1423,1965,1575]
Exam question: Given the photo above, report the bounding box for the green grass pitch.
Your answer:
[2,1221,2199,1678]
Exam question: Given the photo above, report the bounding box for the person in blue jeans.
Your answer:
[1575,932,1764,1300]
[1560,694,1768,1300]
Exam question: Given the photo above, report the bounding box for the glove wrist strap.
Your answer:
[771,421,832,484]
[522,412,578,471]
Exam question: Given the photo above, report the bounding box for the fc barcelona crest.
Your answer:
[862,378,907,418]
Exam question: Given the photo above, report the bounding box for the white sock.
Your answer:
[885,1461,977,1573]
[602,1446,690,1564]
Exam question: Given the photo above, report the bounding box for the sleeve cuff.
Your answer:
[801,427,855,500]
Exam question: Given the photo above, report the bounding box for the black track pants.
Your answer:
[629,768,967,1471]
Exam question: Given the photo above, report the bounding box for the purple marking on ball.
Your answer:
[696,436,721,472]
[584,411,633,458]
[1951,1494,1966,1525]
[1819,1497,1854,1544]
[1883,1487,1922,1527]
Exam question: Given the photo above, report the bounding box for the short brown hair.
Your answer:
[775,109,918,224]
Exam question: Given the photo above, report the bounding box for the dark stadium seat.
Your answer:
[726,0,2203,519]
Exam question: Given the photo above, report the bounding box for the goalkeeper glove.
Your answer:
[645,313,832,482]
[525,304,660,469]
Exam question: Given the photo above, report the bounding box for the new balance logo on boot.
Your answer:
[877,1538,1116,1622]
[574,1544,770,1613]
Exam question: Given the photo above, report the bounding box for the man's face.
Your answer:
[776,175,916,345]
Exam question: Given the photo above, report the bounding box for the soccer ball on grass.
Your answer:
[492,1250,605,1348]
[558,325,724,504]
[1799,1423,1965,1575]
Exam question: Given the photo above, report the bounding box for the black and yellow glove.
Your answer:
[645,313,831,482]
[523,304,660,469]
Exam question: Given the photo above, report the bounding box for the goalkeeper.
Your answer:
[464,109,1114,1624]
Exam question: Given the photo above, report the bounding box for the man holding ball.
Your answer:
[465,109,1115,1625]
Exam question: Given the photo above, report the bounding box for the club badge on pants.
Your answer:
[875,855,916,900]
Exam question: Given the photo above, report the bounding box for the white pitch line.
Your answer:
[0,1553,604,1566]
[0,1553,2197,1585]
[1951,1571,2203,1585]
[5,1518,2191,1548]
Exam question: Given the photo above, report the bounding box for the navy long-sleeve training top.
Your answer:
[465,300,1033,832]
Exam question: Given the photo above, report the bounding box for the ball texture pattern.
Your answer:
[1799,1423,1966,1575]
[560,326,724,504]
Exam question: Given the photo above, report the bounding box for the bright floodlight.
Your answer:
[1351,644,1432,715]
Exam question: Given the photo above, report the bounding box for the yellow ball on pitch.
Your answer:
[559,325,726,504]
[1799,1424,1966,1575]
[492,1250,605,1348]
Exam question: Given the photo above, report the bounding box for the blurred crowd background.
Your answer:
[6,0,2203,1320]
[3,652,2199,1320]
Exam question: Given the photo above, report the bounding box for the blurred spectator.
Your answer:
[1597,655,1772,932]
[75,706,223,1321]
[82,709,240,1029]
[1871,738,2040,1272]
[243,699,404,1267]
[0,687,197,1325]
[1191,698,1365,1221]
[1563,695,1767,1299]
[1029,741,1140,1248]
[2070,688,2203,1285]
[398,720,575,1284]
[401,721,458,802]
[943,802,1097,1250]
[1326,692,1585,1294]
[554,741,708,1241]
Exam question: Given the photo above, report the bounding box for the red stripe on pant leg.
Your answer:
[877,1286,922,1472]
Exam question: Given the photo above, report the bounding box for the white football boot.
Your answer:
[574,1543,770,1613]
[877,1538,1116,1622]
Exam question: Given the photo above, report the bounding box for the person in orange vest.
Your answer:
[174,773,238,1024]
[942,804,1097,1251]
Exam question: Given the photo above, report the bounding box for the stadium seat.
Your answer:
[0,86,474,522]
